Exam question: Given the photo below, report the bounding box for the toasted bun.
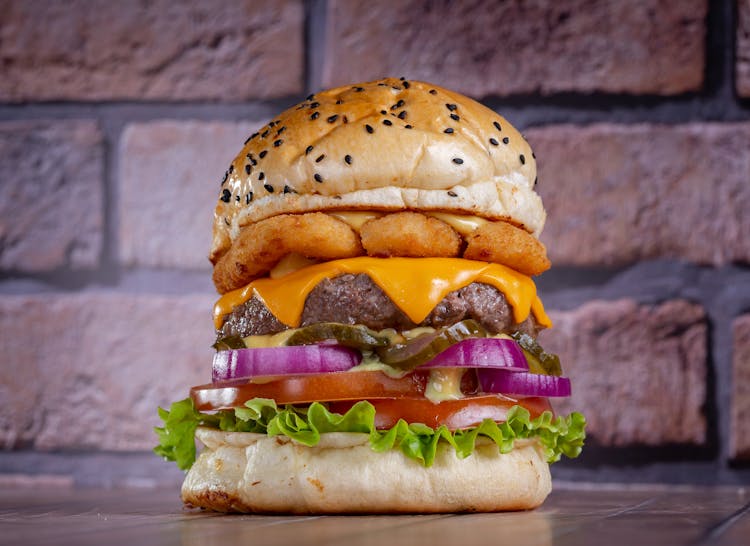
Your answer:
[211,77,544,264]
[182,428,551,514]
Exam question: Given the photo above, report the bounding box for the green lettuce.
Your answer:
[154,398,586,471]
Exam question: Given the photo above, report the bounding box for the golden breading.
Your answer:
[464,221,550,276]
[213,213,363,294]
[360,212,462,258]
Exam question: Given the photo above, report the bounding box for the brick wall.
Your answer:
[1,0,748,488]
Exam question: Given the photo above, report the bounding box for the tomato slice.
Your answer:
[328,396,552,430]
[191,369,553,430]
[191,371,429,411]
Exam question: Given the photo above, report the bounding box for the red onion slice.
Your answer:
[212,345,361,382]
[421,338,529,371]
[478,369,572,397]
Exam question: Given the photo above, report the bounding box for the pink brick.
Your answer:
[0,293,214,451]
[738,0,750,96]
[323,0,706,96]
[118,121,261,269]
[0,0,303,101]
[730,314,750,460]
[527,123,750,267]
[542,299,707,446]
[0,120,103,271]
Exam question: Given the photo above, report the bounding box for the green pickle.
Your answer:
[511,332,563,376]
[285,322,390,349]
[374,319,487,371]
[212,335,246,351]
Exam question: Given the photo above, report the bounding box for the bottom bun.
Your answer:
[181,427,551,514]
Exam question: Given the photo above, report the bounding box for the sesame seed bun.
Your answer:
[210,77,544,265]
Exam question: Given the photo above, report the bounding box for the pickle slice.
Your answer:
[285,322,390,349]
[375,319,487,371]
[212,335,247,351]
[511,332,563,376]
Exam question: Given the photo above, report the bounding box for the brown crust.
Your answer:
[464,221,551,276]
[360,212,462,258]
[210,77,543,261]
[213,211,550,293]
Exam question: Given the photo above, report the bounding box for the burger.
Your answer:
[155,77,585,513]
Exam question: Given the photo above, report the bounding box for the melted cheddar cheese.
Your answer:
[214,257,550,330]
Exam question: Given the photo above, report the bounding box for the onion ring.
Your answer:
[360,212,462,258]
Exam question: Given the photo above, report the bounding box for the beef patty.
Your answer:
[217,274,541,341]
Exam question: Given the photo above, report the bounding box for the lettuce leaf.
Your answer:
[154,398,586,471]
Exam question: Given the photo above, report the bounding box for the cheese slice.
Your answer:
[214,257,551,330]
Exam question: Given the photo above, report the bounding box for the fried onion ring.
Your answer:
[464,221,550,276]
[213,213,363,293]
[360,212,462,258]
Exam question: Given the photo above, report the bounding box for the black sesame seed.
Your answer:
[261,130,269,138]
[452,157,464,165]
[520,154,526,165]
[429,89,437,95]
[228,165,234,174]
[315,154,325,163]
[245,164,252,175]
[450,113,460,121]
[221,189,231,202]
[246,192,253,204]
[380,110,387,115]
[309,101,319,108]
[259,150,268,158]
[258,172,265,180]
[402,81,410,89]
[447,191,458,197]
[383,119,392,126]
[235,194,240,202]
[446,103,457,111]
[306,94,314,101]
[264,184,274,193]
[221,170,229,185]
[399,76,406,81]
[444,127,454,134]
[336,99,343,104]
[365,124,374,134]
[268,121,276,128]
[392,86,401,91]
[489,138,499,146]
[344,154,352,165]
[378,83,387,87]
[314,173,323,183]
[274,139,283,147]
[405,124,413,129]
[502,137,510,144]
[343,115,349,123]
[310,111,320,120]
[327,114,338,123]
[283,185,294,194]
[534,176,538,187]
[224,218,230,226]
[532,152,536,159]
[398,111,407,120]
[244,132,258,144]
[305,145,313,155]
[493,121,502,131]
[354,86,364,92]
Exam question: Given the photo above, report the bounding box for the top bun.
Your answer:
[211,78,544,263]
